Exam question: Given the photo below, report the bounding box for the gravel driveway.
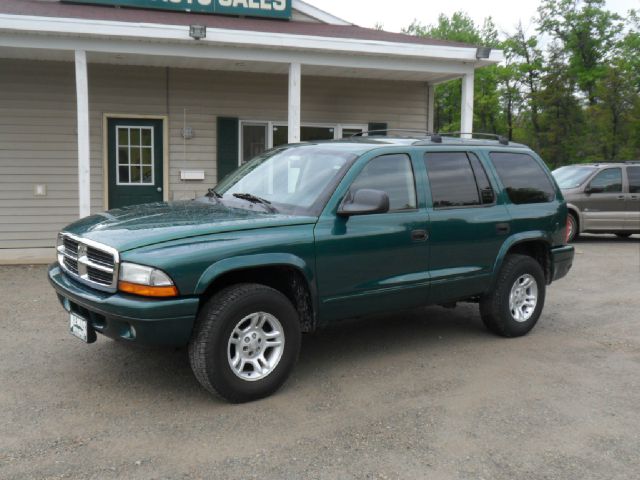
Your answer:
[1,236,639,479]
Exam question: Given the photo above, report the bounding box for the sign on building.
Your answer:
[62,0,292,20]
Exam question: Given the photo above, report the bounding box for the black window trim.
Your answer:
[345,152,419,214]
[587,167,623,194]
[424,150,498,211]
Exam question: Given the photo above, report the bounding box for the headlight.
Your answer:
[118,262,178,297]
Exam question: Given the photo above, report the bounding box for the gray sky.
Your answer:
[305,0,638,35]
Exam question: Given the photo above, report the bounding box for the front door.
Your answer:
[580,167,626,231]
[108,118,164,209]
[314,152,429,323]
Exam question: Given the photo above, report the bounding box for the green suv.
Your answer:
[49,134,574,402]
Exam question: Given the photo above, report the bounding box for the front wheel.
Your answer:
[567,213,579,242]
[188,283,301,403]
[480,254,546,337]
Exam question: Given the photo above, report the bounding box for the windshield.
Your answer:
[552,165,597,189]
[214,144,361,215]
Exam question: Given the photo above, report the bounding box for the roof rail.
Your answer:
[436,132,510,145]
[351,129,434,138]
[625,160,640,164]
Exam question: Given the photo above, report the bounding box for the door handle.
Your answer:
[496,223,510,235]
[411,229,428,242]
[157,187,163,192]
[616,195,625,200]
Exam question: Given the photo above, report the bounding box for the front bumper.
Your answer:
[550,245,575,282]
[48,264,199,346]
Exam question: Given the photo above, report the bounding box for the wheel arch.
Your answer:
[566,203,582,233]
[493,235,553,287]
[195,254,318,332]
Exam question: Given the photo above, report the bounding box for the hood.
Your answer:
[63,200,317,252]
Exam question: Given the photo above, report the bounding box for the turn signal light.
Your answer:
[118,281,178,298]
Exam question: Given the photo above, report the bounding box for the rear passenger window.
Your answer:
[628,167,640,193]
[490,152,555,204]
[349,154,417,211]
[424,152,495,208]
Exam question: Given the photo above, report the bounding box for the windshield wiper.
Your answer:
[232,193,278,213]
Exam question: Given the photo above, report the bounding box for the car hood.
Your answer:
[63,200,317,252]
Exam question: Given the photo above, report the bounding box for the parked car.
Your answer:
[552,162,640,242]
[49,134,574,403]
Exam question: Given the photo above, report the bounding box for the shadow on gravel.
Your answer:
[85,305,490,400]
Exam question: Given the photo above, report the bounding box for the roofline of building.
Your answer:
[0,14,504,67]
[292,0,352,26]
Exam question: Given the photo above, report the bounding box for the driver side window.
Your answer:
[589,168,622,193]
[349,154,417,211]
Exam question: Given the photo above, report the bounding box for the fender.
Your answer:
[194,253,316,298]
[565,203,583,233]
[490,231,552,289]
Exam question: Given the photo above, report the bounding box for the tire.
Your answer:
[615,233,632,238]
[480,254,546,338]
[567,212,579,242]
[188,283,301,403]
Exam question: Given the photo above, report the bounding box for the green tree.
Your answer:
[404,13,504,134]
[538,0,623,105]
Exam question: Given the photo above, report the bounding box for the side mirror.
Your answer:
[585,185,604,194]
[337,189,390,216]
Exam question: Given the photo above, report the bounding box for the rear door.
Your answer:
[626,166,640,231]
[423,150,509,303]
[580,167,626,231]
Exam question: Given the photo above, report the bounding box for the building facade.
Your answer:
[0,0,502,263]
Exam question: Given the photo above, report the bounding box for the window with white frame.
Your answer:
[239,121,367,165]
[117,126,154,185]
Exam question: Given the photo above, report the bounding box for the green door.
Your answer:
[108,118,164,209]
[314,152,430,323]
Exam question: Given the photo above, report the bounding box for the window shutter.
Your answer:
[216,117,239,183]
[368,122,388,136]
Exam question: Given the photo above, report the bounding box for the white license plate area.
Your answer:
[69,312,91,342]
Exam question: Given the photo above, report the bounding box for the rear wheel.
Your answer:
[480,254,546,337]
[567,212,579,242]
[188,283,301,403]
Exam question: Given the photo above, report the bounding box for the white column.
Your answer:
[75,50,91,218]
[460,71,474,139]
[426,83,435,133]
[288,62,301,144]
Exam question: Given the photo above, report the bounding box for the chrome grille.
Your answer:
[57,233,119,292]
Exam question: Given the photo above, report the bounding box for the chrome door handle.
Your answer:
[157,187,163,192]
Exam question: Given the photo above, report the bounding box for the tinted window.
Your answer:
[349,154,417,211]
[468,153,495,204]
[589,168,622,193]
[628,167,640,194]
[425,152,493,208]
[490,152,555,204]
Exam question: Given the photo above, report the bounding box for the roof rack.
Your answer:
[351,129,434,138]
[625,160,640,164]
[436,132,510,145]
[351,130,511,146]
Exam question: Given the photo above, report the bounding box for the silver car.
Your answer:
[552,162,640,242]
